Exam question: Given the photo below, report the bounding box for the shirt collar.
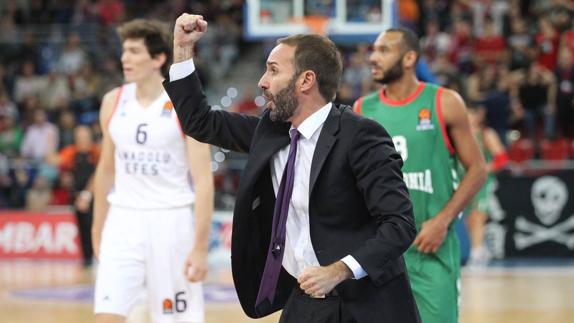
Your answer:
[290,102,332,140]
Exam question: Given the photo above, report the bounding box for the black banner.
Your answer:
[487,169,574,258]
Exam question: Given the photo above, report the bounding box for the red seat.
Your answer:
[540,139,569,160]
[508,139,535,163]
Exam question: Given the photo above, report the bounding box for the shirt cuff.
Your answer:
[169,59,196,82]
[341,255,367,279]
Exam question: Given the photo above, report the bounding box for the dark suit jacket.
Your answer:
[164,72,421,323]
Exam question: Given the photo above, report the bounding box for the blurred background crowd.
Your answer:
[0,0,573,212]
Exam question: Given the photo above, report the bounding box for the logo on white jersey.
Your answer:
[117,150,171,176]
[161,101,174,117]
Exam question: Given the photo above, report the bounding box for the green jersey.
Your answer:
[356,83,458,229]
[356,82,461,323]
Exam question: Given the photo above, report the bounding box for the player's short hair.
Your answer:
[277,34,343,102]
[117,19,172,77]
[386,27,421,63]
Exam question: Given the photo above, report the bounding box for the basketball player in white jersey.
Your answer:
[92,19,214,323]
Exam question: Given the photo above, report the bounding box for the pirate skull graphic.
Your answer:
[531,176,568,226]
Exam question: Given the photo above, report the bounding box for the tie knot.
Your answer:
[289,128,300,144]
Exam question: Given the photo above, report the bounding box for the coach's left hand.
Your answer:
[184,247,208,282]
[298,261,352,298]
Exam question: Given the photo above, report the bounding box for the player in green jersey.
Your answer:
[465,105,508,269]
[354,28,487,323]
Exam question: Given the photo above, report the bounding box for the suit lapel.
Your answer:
[242,116,290,181]
[242,106,343,197]
[309,105,341,194]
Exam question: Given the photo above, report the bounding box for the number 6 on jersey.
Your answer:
[136,123,148,144]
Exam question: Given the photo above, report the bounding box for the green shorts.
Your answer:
[404,233,460,323]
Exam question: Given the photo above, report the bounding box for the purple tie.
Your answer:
[256,128,300,307]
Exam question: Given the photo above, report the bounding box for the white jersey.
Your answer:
[107,83,194,209]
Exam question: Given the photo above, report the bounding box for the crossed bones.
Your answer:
[514,216,574,250]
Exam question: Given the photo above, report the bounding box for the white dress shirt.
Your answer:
[169,59,366,279]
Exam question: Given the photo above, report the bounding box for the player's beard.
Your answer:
[374,55,405,85]
[268,75,299,122]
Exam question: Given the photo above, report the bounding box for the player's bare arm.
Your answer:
[92,88,119,259]
[184,136,214,282]
[414,89,487,253]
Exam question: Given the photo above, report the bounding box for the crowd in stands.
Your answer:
[0,0,243,209]
[338,0,574,162]
[1,0,574,210]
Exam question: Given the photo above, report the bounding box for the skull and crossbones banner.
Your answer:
[494,172,574,257]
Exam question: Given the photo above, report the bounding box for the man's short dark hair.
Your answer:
[117,19,172,78]
[277,34,343,102]
[386,27,421,63]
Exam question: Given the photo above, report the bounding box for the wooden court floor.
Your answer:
[1,260,573,323]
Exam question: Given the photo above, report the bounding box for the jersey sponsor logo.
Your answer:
[161,101,174,117]
[403,169,434,194]
[117,150,171,176]
[416,108,435,131]
[162,298,174,314]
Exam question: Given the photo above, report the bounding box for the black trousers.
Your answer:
[279,288,357,323]
[75,202,93,266]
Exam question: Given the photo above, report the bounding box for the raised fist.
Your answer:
[174,13,208,48]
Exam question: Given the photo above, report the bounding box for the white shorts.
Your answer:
[94,205,204,323]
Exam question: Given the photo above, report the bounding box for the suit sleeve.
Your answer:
[163,72,260,153]
[348,119,416,283]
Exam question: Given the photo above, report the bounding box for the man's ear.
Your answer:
[403,51,418,69]
[299,70,316,92]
